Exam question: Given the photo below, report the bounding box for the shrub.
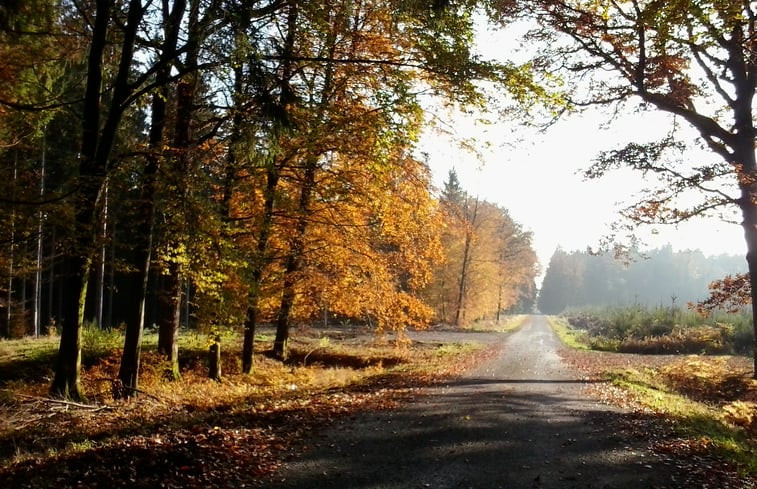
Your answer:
[660,356,750,403]
[562,306,751,354]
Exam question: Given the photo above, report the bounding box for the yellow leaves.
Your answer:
[721,400,757,432]
[660,356,753,403]
[428,188,537,325]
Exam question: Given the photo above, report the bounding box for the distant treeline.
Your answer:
[537,245,746,314]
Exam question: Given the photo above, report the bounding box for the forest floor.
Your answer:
[0,316,755,488]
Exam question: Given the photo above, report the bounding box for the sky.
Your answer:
[417,17,748,281]
[420,111,746,279]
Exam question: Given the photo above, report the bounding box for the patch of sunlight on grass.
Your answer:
[465,315,528,333]
[0,335,59,363]
[547,316,591,350]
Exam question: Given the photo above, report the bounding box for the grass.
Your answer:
[549,311,757,475]
[463,315,528,333]
[547,316,592,350]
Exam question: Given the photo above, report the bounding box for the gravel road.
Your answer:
[261,315,692,488]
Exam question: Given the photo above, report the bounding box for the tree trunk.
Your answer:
[51,255,89,400]
[51,0,115,400]
[454,198,478,327]
[157,266,182,379]
[154,76,198,380]
[121,0,187,389]
[5,154,16,339]
[454,229,472,327]
[272,160,316,360]
[737,143,757,379]
[81,0,147,396]
[208,335,222,381]
[746,252,757,379]
[272,255,298,360]
[33,132,46,337]
[95,182,108,329]
[242,166,279,372]
[155,0,201,379]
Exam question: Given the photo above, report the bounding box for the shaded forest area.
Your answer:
[538,246,746,314]
[0,1,539,400]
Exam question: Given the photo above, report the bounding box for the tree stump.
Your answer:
[208,335,222,382]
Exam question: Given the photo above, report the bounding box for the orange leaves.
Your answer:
[691,273,751,317]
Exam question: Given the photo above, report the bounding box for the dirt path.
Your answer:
[260,315,691,489]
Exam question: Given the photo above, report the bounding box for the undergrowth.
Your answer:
[560,305,753,355]
[606,359,757,474]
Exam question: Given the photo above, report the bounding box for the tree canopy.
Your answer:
[0,0,543,399]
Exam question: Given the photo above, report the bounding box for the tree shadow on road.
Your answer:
[262,386,737,489]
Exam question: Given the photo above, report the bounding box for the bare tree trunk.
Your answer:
[33,132,46,337]
[454,230,472,327]
[5,153,16,339]
[50,0,108,390]
[95,182,108,329]
[118,0,191,392]
[454,198,478,327]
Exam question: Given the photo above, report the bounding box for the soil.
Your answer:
[259,315,754,489]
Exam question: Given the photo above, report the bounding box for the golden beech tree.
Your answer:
[222,0,516,362]
[428,170,538,326]
[299,150,442,337]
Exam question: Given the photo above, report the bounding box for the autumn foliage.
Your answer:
[692,274,752,317]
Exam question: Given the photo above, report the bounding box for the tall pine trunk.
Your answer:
[118,0,187,394]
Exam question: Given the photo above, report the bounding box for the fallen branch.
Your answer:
[12,392,113,410]
[117,384,163,403]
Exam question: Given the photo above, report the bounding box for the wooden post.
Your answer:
[208,335,222,382]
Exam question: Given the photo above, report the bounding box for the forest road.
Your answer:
[259,315,689,489]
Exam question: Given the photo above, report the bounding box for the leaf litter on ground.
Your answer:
[558,346,757,488]
[0,331,497,488]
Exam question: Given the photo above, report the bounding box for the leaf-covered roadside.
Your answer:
[0,334,497,489]
[558,346,757,488]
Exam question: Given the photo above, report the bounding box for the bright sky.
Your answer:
[420,111,746,279]
[418,16,748,281]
